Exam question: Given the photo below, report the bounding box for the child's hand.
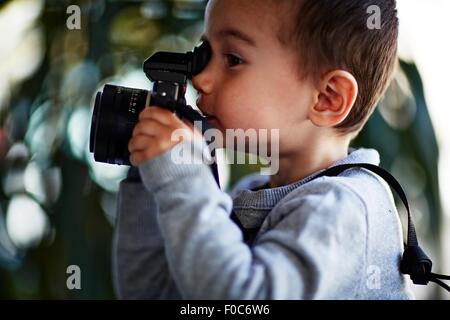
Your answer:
[128,106,200,166]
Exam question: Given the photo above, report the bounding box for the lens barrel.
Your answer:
[89,84,149,165]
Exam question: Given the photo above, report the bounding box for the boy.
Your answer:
[113,0,413,299]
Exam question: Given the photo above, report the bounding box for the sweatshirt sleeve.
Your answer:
[137,138,368,299]
[113,178,182,299]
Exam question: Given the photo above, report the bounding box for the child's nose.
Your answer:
[192,61,215,95]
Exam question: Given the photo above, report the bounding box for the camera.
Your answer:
[89,41,212,166]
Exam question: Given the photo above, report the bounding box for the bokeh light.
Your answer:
[6,194,49,249]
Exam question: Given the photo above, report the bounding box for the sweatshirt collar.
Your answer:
[231,148,380,226]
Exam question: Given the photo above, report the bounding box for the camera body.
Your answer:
[89,41,212,166]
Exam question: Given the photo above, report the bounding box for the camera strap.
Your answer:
[225,163,450,292]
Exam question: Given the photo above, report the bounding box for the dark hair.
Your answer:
[276,0,399,135]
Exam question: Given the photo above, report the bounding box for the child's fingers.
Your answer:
[128,107,198,166]
[132,118,165,138]
[139,106,178,126]
[128,134,154,153]
[129,138,176,166]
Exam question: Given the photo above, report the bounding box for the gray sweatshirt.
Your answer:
[113,139,414,299]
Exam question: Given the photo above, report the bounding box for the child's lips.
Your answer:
[196,96,219,127]
[196,97,211,115]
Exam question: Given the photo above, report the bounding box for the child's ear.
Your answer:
[309,70,358,128]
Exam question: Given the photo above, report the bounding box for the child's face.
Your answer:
[192,0,315,152]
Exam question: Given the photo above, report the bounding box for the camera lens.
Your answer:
[89,84,149,165]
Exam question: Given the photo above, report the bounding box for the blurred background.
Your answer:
[0,0,449,299]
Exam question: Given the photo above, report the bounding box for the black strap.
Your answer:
[224,163,449,292]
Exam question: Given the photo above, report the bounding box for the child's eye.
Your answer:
[224,54,244,68]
